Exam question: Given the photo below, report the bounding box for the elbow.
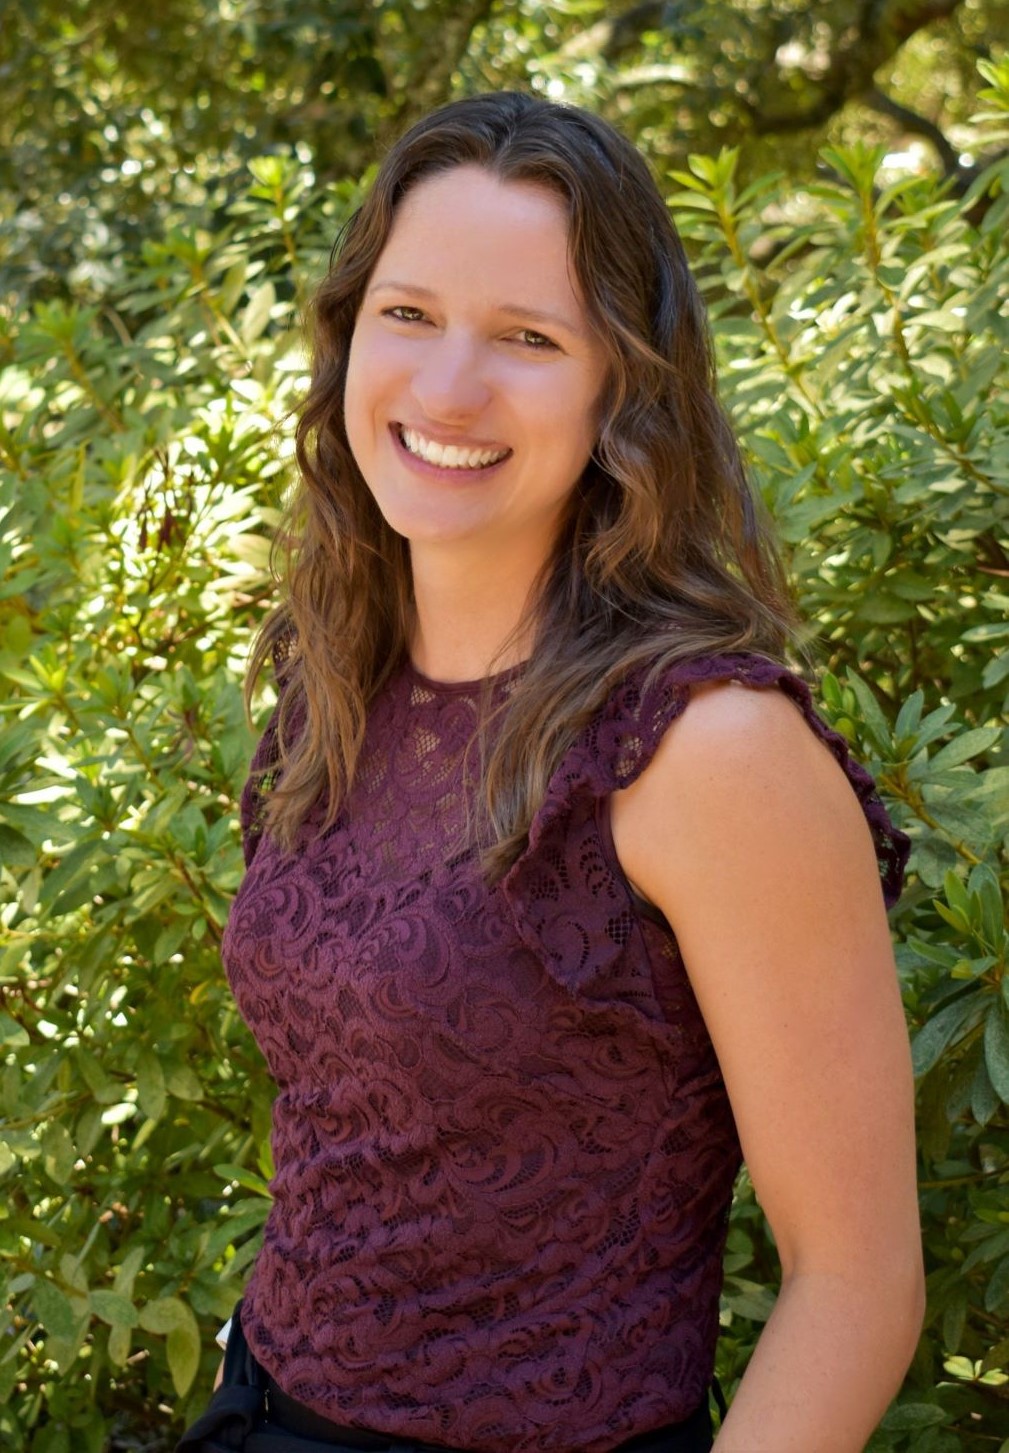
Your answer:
[899,1232,927,1347]
[875,1253,927,1386]
[779,1248,926,1385]
[902,1259,927,1369]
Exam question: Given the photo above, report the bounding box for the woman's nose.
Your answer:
[410,333,491,419]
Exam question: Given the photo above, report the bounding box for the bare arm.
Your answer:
[611,680,924,1452]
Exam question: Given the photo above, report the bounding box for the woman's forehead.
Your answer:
[375,167,587,311]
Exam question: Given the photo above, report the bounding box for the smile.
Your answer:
[395,425,511,471]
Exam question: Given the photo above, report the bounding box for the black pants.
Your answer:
[176,1301,716,1453]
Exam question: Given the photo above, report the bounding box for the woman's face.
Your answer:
[344,165,608,569]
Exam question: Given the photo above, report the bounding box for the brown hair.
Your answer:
[248,89,807,877]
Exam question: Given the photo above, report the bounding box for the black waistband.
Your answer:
[264,1374,713,1452]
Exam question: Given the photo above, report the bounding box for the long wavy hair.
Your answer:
[248,89,808,879]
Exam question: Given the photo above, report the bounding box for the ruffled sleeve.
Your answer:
[500,652,911,1003]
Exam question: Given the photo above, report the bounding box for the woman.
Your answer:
[179,91,923,1453]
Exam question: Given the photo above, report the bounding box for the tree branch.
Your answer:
[584,0,971,156]
[557,1,690,65]
[863,85,961,172]
[383,0,498,136]
[746,0,967,134]
[608,61,696,91]
[602,1,668,63]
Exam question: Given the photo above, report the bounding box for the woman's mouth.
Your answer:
[393,424,512,473]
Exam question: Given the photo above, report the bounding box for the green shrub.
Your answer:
[0,155,364,1450]
[1,61,1007,1453]
[674,57,1009,1453]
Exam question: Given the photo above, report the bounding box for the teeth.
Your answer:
[400,427,508,470]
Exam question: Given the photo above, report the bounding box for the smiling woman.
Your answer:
[343,165,608,645]
[176,91,921,1453]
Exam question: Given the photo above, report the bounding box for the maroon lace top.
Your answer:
[221,650,910,1453]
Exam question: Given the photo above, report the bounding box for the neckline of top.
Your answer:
[403,657,529,695]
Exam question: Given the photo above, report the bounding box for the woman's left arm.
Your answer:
[611,680,925,1453]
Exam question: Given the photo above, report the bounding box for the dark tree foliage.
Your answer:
[2,0,1006,305]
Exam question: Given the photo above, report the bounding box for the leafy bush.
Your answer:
[1,60,1007,1453]
[673,57,1009,1452]
[0,155,364,1450]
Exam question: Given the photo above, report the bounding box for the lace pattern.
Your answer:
[222,650,910,1452]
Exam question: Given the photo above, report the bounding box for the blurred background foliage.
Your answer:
[1,2,1008,1449]
[3,0,1009,310]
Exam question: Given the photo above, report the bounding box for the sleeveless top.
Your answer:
[221,650,910,1453]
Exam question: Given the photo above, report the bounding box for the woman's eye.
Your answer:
[385,306,427,323]
[381,309,556,350]
[516,330,557,351]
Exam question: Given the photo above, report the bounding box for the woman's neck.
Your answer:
[408,541,543,684]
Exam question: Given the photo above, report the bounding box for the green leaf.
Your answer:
[820,672,843,711]
[968,863,1006,950]
[842,670,892,752]
[854,594,918,625]
[986,1253,1009,1314]
[73,1046,119,1104]
[167,1319,201,1398]
[164,1061,203,1102]
[0,824,36,868]
[90,1290,139,1328]
[218,259,248,316]
[154,916,192,965]
[241,282,276,344]
[42,1121,76,1184]
[125,873,179,920]
[929,727,1002,772]
[721,1278,776,1322]
[108,1322,132,1367]
[880,1402,948,1432]
[926,800,993,847]
[942,869,972,922]
[201,1197,272,1263]
[136,1052,167,1122]
[140,1296,201,1396]
[912,993,984,1077]
[982,1336,1009,1376]
[112,1244,147,1301]
[909,308,968,332]
[971,1056,1001,1126]
[984,1002,1009,1103]
[894,690,924,740]
[983,651,1009,689]
[213,1162,272,1197]
[247,155,291,188]
[0,1345,17,1404]
[32,1277,77,1339]
[909,704,958,751]
[0,1012,29,1048]
[139,1294,196,1336]
[962,621,1009,643]
[38,835,106,912]
[962,1227,1009,1273]
[941,1287,967,1353]
[904,937,959,969]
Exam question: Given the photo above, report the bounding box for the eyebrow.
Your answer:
[366,280,585,337]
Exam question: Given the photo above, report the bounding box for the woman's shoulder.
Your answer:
[604,648,910,913]
[584,649,803,789]
[614,660,848,829]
